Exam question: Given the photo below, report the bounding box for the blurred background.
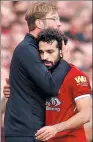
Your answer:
[1,1,92,142]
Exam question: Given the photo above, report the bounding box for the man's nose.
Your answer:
[57,20,61,28]
[43,53,48,60]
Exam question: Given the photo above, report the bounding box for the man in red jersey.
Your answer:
[35,30,92,142]
[36,65,91,142]
[3,29,92,142]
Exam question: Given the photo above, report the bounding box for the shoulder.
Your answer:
[64,64,90,87]
[66,64,91,99]
[67,64,89,79]
[14,38,38,57]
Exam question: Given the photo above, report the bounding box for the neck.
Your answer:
[29,29,41,38]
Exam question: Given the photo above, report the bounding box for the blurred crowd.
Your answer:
[1,1,92,142]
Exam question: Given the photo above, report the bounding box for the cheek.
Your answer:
[45,21,57,29]
[49,24,57,29]
[51,54,58,62]
[53,52,60,62]
[41,23,45,30]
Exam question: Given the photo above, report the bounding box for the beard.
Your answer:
[48,58,61,71]
[43,56,61,71]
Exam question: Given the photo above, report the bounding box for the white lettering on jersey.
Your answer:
[46,97,61,112]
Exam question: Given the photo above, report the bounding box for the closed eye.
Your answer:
[47,50,54,54]
[39,50,43,54]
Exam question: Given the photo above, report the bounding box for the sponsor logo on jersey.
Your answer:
[46,97,61,112]
[75,76,87,83]
[74,76,89,86]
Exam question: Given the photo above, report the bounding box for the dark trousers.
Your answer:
[5,136,42,142]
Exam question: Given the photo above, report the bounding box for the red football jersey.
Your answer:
[46,64,91,142]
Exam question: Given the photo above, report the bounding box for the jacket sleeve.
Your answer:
[20,44,64,97]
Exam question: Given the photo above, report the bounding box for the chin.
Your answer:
[47,65,54,70]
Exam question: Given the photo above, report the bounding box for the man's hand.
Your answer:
[35,125,58,141]
[3,78,10,98]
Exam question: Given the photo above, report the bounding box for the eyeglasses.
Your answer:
[41,17,60,22]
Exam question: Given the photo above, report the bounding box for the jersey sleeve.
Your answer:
[70,74,91,100]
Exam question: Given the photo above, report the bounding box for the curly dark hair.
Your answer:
[37,28,68,50]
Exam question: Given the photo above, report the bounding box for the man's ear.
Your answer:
[35,19,44,29]
[60,50,63,58]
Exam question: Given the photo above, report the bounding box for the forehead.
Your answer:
[39,40,58,50]
[45,11,59,18]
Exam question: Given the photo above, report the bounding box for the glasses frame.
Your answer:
[41,17,60,22]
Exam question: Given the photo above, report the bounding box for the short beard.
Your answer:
[48,58,61,71]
